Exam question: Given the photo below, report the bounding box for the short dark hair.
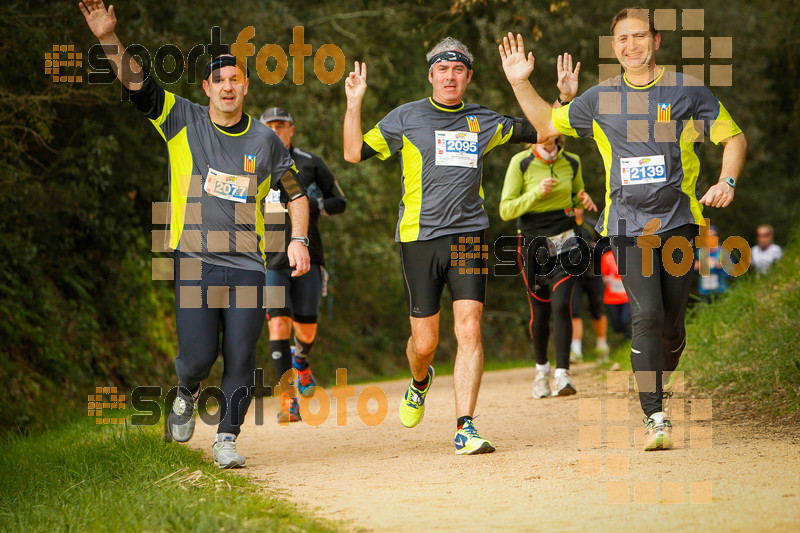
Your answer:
[610,7,657,37]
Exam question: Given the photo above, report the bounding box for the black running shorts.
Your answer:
[399,230,487,318]
[265,265,323,323]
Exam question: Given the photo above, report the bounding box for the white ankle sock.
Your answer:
[536,363,551,374]
[649,412,665,424]
[570,340,582,355]
[596,338,608,350]
[554,368,568,378]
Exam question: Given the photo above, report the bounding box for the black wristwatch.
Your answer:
[291,236,310,247]
[723,176,736,188]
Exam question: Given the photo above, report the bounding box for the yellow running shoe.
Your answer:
[398,366,434,428]
[643,413,674,451]
[454,418,495,455]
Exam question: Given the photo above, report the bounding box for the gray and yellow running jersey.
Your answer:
[552,68,742,237]
[135,79,297,272]
[363,97,516,242]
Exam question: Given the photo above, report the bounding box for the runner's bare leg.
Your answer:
[407,313,439,381]
[453,299,484,417]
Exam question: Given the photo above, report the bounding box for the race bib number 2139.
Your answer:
[620,155,666,185]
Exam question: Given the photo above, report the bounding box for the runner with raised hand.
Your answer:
[343,37,538,454]
[499,7,746,450]
[79,0,310,467]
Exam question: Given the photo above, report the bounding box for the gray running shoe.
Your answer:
[213,433,246,469]
[167,390,196,443]
[552,372,577,396]
[531,370,551,399]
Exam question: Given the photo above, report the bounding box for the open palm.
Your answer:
[79,0,116,39]
[557,53,581,101]
[499,33,535,84]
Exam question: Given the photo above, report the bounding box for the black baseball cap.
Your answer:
[260,107,293,123]
[204,55,250,81]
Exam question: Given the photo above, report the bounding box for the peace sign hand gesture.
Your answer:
[345,61,368,103]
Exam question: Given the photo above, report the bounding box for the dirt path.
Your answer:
[190,365,800,532]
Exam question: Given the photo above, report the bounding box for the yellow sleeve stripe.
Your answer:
[483,123,513,156]
[148,91,176,142]
[552,105,578,137]
[166,127,193,250]
[364,126,392,160]
[398,135,423,242]
[255,177,273,264]
[591,120,614,237]
[709,102,743,145]
[679,120,705,225]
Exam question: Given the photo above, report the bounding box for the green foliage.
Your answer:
[0,419,336,532]
[681,231,800,415]
[0,2,176,432]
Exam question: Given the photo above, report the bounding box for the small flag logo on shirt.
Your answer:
[657,103,671,122]
[466,115,480,133]
[244,154,256,173]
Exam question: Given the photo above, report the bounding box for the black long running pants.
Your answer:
[612,224,697,417]
[174,253,265,435]
[528,275,575,368]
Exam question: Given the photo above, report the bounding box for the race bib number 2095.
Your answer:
[435,130,478,168]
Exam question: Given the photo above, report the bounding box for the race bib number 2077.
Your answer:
[204,167,251,203]
[435,130,478,168]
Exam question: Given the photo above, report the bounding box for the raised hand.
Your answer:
[79,0,117,40]
[556,53,581,102]
[499,33,535,85]
[345,61,368,102]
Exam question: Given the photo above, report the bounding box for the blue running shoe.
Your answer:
[277,390,301,424]
[293,350,316,398]
[454,418,495,455]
